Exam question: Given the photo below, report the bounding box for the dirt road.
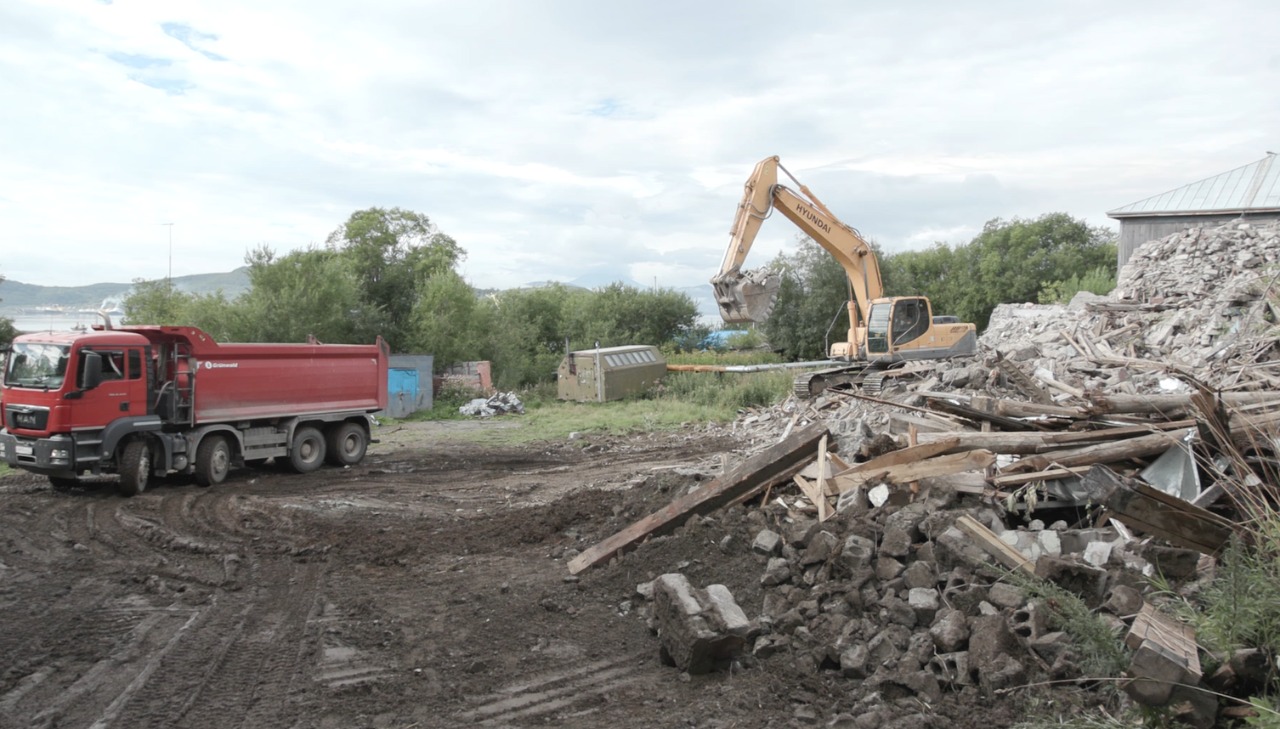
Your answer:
[1,418,1042,729]
[0,420,801,728]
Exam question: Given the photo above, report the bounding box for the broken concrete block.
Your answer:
[874,556,905,582]
[987,582,1026,610]
[839,534,876,571]
[752,529,782,556]
[1034,556,1108,606]
[802,530,841,566]
[652,574,749,674]
[907,588,939,625]
[1010,601,1049,641]
[902,561,935,590]
[761,557,792,587]
[1137,543,1202,581]
[929,651,972,687]
[1082,540,1114,568]
[879,526,912,558]
[929,608,970,653]
[839,642,870,679]
[1102,584,1144,619]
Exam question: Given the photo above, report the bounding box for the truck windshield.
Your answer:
[5,343,71,389]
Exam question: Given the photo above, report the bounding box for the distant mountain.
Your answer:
[0,269,251,312]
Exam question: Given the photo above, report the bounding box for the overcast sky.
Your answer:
[2,0,1277,294]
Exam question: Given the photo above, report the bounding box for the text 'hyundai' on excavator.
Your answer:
[709,155,978,397]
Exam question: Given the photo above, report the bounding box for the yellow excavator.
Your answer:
[710,155,977,396]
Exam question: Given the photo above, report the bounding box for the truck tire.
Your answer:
[289,426,326,474]
[325,422,368,466]
[118,439,151,497]
[195,435,232,487]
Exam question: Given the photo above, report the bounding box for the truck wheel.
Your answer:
[195,435,232,487]
[325,423,367,466]
[289,426,326,474]
[118,440,151,497]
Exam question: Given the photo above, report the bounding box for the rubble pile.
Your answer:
[578,219,1280,727]
[458,391,525,417]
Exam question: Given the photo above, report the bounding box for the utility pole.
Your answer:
[160,223,174,293]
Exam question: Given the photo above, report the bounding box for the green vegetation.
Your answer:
[122,207,701,391]
[763,213,1117,358]
[0,269,16,347]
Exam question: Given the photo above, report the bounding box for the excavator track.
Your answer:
[792,364,877,399]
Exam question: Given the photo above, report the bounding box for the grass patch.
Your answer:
[386,364,796,445]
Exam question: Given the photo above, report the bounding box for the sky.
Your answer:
[2,0,1278,296]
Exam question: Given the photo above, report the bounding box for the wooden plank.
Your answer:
[955,515,1036,575]
[994,356,1054,405]
[833,437,961,477]
[834,450,996,494]
[568,424,829,574]
[815,435,831,518]
[925,397,1041,432]
[989,466,1092,488]
[1080,464,1236,555]
[1000,428,1194,474]
[794,474,831,522]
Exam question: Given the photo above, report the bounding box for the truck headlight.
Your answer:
[50,448,70,464]
[0,442,6,458]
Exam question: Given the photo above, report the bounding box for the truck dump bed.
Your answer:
[128,327,389,423]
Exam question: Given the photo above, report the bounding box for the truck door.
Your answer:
[66,347,148,431]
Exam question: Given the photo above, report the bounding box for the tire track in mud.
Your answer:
[455,652,651,726]
[0,488,332,729]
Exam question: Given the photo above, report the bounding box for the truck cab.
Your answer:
[2,330,157,479]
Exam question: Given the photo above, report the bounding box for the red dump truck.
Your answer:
[0,324,389,496]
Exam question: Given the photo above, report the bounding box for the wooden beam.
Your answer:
[955,515,1036,575]
[1080,465,1236,555]
[567,423,829,574]
[834,450,996,494]
[833,437,960,477]
[999,428,1194,474]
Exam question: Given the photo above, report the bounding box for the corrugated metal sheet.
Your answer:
[1109,153,1280,216]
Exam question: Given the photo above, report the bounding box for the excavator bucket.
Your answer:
[711,269,782,323]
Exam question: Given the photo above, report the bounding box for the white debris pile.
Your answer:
[459,392,525,417]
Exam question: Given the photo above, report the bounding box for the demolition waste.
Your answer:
[580,219,1280,728]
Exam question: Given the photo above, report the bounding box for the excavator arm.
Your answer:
[710,156,884,334]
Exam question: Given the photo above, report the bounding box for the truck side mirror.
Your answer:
[81,352,103,390]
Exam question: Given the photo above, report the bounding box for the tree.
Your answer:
[954,213,1116,330]
[762,239,857,361]
[325,207,463,346]
[408,269,487,372]
[0,270,16,346]
[232,246,366,344]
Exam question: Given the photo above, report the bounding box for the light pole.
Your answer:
[160,223,174,292]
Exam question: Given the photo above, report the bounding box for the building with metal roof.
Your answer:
[1108,152,1279,268]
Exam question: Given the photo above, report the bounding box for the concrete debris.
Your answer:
[458,391,525,417]
[612,220,1280,721]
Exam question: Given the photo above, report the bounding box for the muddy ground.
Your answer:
[0,419,1054,729]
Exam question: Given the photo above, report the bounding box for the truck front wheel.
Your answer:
[118,440,151,497]
[325,423,368,466]
[196,435,232,487]
[289,427,326,474]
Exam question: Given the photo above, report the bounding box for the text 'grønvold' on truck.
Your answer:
[0,323,389,496]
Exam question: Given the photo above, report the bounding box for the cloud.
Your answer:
[0,0,1277,301]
